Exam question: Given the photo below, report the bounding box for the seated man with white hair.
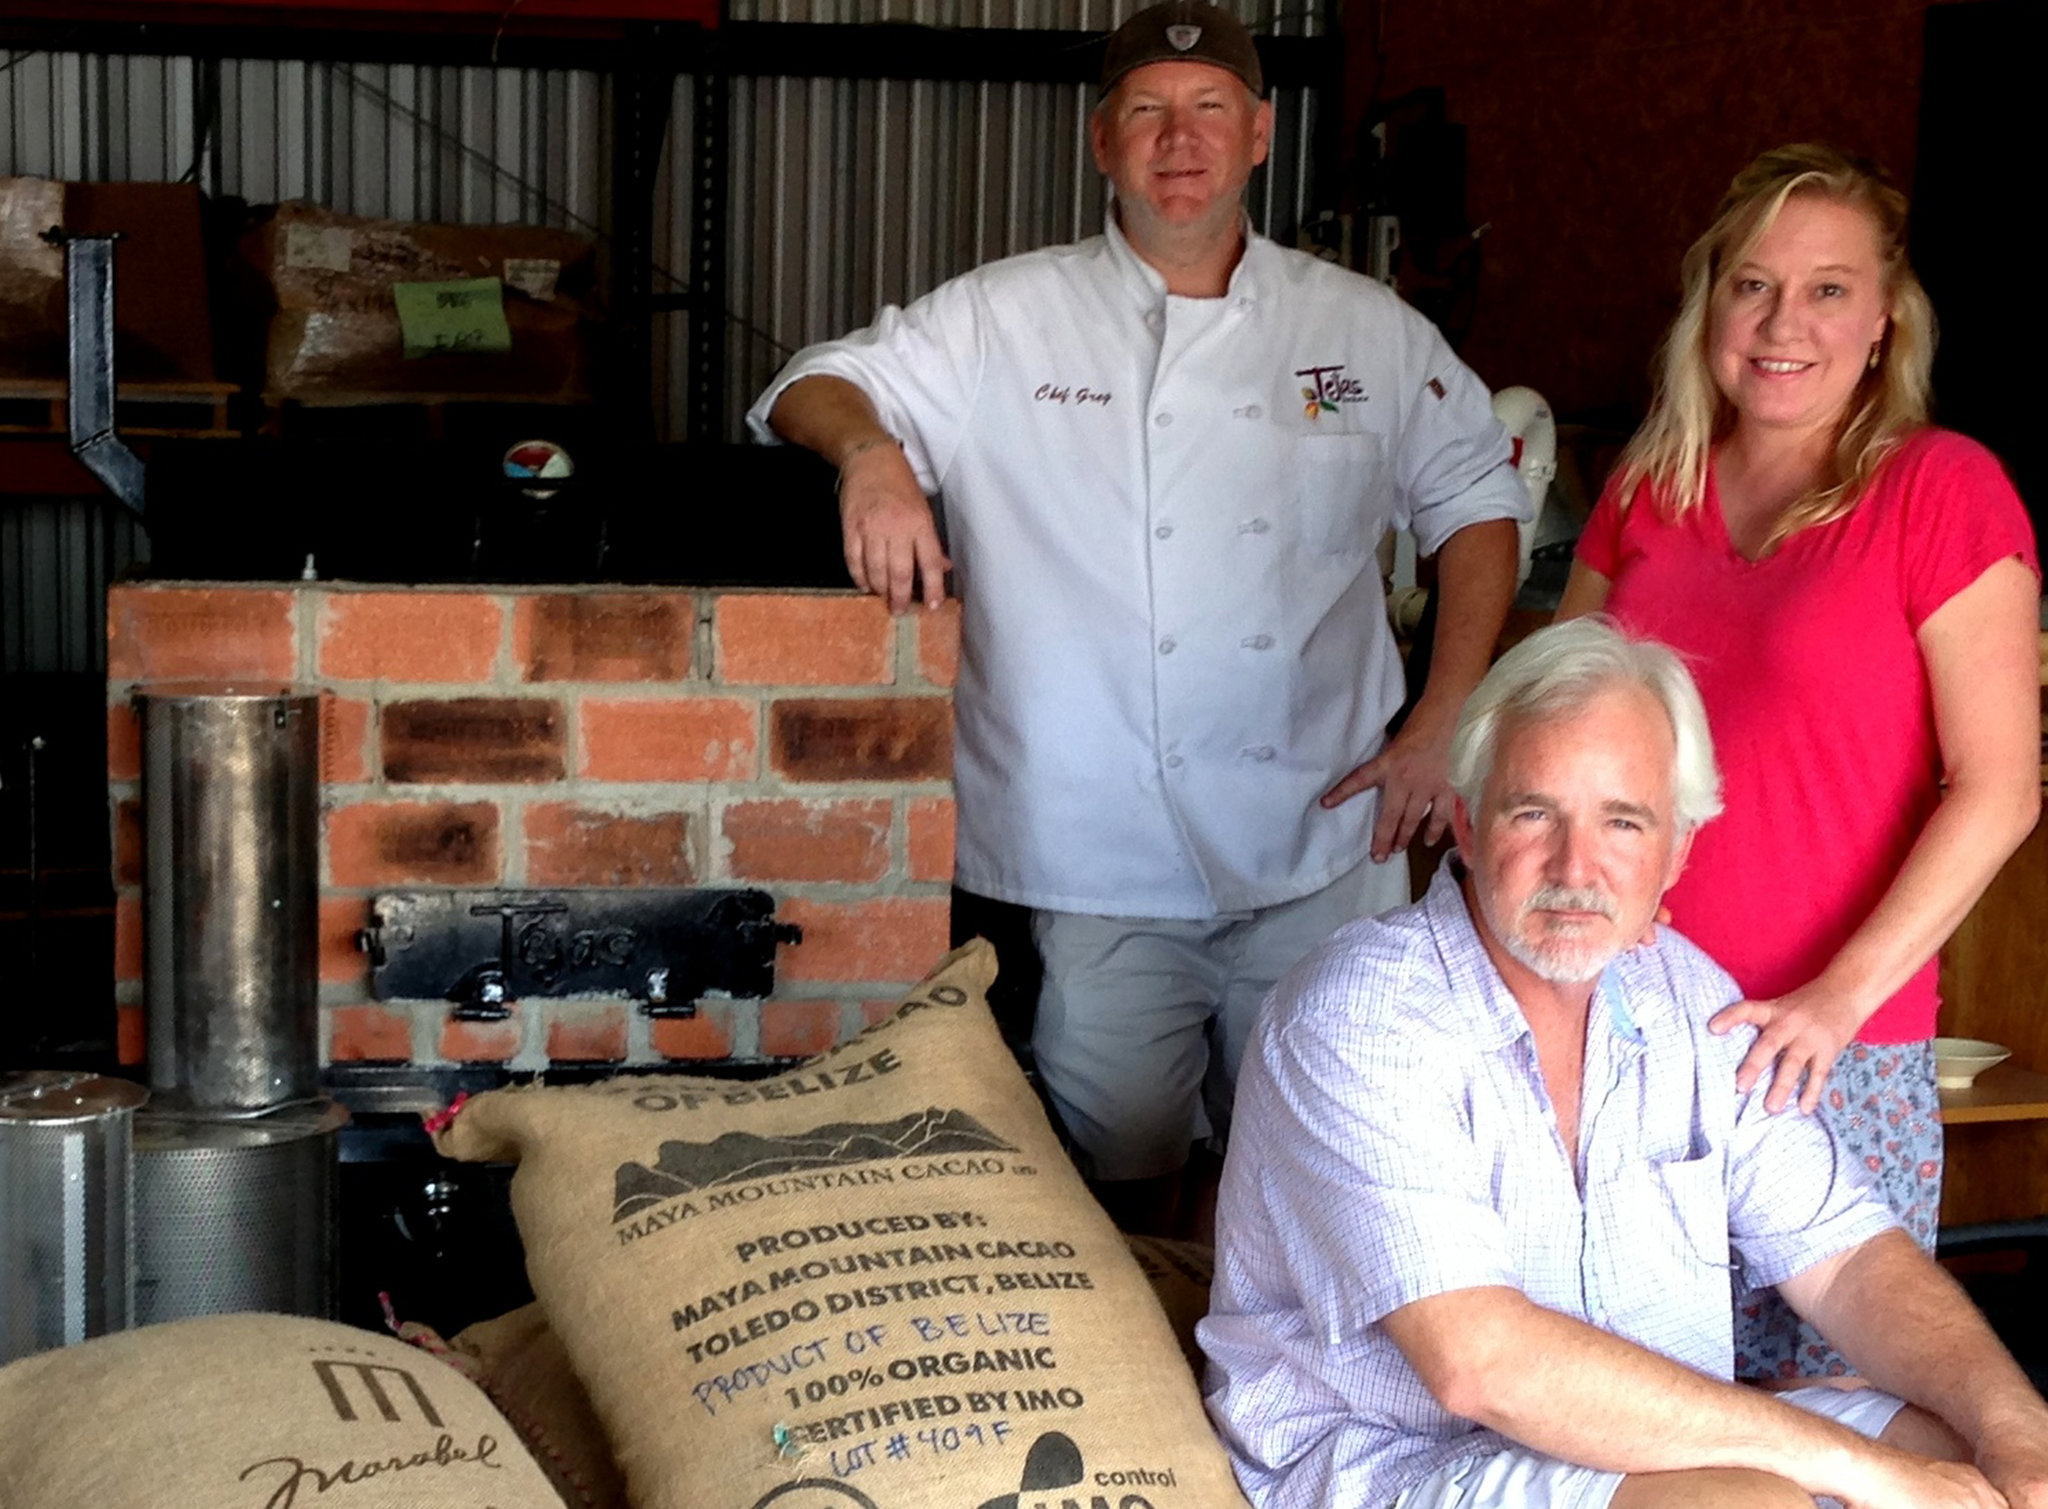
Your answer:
[1200,617,2048,1509]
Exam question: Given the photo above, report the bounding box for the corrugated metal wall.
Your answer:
[4,10,1328,444]
[712,75,1318,431]
[2,14,1333,668]
[0,500,145,675]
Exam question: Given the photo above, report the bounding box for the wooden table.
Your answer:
[1939,1064,2048,1227]
[1940,1065,2048,1125]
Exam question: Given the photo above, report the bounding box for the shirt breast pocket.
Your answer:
[1288,430,1385,557]
[1651,1150,1735,1273]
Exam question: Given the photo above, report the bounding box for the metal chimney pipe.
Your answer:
[140,688,320,1113]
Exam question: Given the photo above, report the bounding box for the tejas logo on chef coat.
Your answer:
[1296,363,1366,418]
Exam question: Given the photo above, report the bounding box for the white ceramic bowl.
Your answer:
[1933,1037,2011,1090]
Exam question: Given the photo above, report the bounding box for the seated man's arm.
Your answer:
[1780,1228,2048,1508]
[1381,1284,2003,1509]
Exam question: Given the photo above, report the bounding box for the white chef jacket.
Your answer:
[746,216,1527,918]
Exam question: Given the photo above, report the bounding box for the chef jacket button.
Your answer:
[1253,745,1277,761]
[1164,754,1184,770]
[1241,633,1273,650]
[1244,404,1262,420]
[1146,310,1163,330]
[1154,412,1173,428]
[1154,524,1174,539]
[1239,517,1270,535]
[1158,638,1176,655]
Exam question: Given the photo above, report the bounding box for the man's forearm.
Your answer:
[1787,1231,2048,1450]
[1387,1286,1891,1499]
[1407,518,1519,732]
[767,375,894,467]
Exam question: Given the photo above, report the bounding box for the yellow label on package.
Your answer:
[392,277,513,359]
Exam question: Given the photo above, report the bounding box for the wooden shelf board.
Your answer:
[1939,1065,2048,1125]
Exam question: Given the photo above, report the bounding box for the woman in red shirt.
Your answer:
[1560,144,2040,1379]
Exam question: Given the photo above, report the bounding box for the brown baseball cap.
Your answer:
[1099,1,1265,99]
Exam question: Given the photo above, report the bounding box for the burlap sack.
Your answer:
[454,1303,631,1509]
[1123,1237,1215,1375]
[409,1239,1213,1509]
[435,940,1251,1509]
[0,1312,569,1508]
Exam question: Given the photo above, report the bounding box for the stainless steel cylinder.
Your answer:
[0,1073,148,1363]
[133,1099,347,1324]
[140,686,320,1112]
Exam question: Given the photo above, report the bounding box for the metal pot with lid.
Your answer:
[0,1072,148,1362]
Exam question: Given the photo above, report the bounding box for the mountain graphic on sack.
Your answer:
[612,1107,1016,1219]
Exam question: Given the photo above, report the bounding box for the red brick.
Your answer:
[652,1003,736,1061]
[116,1004,144,1066]
[321,695,372,784]
[115,895,143,982]
[106,585,295,683]
[546,1005,627,1063]
[906,797,956,882]
[761,999,846,1058]
[915,602,960,688]
[107,703,141,780]
[723,799,890,883]
[580,697,758,782]
[320,896,371,986]
[330,1004,415,1063]
[113,798,143,887]
[517,593,696,683]
[319,592,501,683]
[382,698,566,784]
[328,802,501,886]
[441,1010,523,1063]
[777,897,953,984]
[525,804,697,887]
[715,594,893,686]
[770,698,951,783]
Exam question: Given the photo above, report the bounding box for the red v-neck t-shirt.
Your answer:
[1576,428,2039,1042]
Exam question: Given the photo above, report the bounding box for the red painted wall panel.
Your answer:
[1346,0,1938,421]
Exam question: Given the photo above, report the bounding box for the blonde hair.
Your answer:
[1614,143,1935,554]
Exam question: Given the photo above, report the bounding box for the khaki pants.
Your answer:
[1030,853,1408,1181]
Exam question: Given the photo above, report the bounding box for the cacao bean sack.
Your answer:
[434,939,1251,1509]
[0,1312,569,1509]
[1122,1237,1215,1374]
[452,1303,630,1509]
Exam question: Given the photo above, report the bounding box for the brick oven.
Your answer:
[105,582,960,1077]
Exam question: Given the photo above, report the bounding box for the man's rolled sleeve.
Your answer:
[744,278,988,493]
[1395,330,1528,558]
[1249,1004,1519,1343]
[1724,1052,1902,1289]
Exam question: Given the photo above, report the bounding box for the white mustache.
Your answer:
[1522,886,1616,920]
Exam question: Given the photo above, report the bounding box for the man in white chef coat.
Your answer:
[748,0,1528,1230]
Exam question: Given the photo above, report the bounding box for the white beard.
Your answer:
[1482,885,1626,986]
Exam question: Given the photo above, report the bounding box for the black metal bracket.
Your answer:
[41,229,145,519]
[360,888,801,1019]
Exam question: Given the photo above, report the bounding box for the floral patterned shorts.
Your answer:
[1731,1040,1943,1380]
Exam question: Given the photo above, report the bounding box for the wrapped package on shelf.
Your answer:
[235,201,601,404]
[1,177,234,434]
[0,177,66,381]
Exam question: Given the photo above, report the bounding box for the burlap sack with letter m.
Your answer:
[434,939,1250,1509]
[0,1312,569,1508]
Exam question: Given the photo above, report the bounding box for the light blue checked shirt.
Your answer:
[1200,861,1899,1508]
